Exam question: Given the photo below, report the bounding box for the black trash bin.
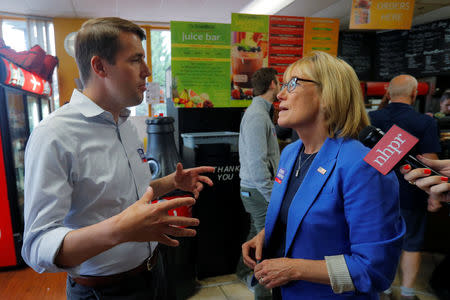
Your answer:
[181,132,250,279]
[146,116,197,300]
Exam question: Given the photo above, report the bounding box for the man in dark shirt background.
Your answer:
[369,74,441,300]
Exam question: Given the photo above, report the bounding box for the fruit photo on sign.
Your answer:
[231,31,267,98]
[172,88,214,108]
[231,86,253,100]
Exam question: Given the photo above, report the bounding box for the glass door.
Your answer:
[40,97,50,120]
[27,95,40,132]
[5,90,27,223]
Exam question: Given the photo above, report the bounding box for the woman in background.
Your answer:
[242,51,405,300]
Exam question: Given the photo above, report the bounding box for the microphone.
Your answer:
[358,125,444,176]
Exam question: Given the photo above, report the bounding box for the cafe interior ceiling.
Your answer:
[0,0,449,28]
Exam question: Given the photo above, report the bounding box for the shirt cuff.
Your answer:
[41,227,80,274]
[325,254,355,294]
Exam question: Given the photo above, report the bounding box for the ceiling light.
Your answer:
[240,0,295,15]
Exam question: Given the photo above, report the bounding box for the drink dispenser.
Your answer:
[145,116,197,300]
[145,116,180,179]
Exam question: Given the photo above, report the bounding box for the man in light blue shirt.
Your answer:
[237,67,280,300]
[21,17,214,300]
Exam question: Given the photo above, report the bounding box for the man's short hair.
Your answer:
[251,68,278,96]
[75,17,146,85]
[440,91,450,103]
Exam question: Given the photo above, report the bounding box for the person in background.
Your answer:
[21,17,214,300]
[400,156,450,300]
[237,67,280,300]
[369,74,441,300]
[433,90,450,158]
[275,125,299,143]
[435,90,450,118]
[242,51,404,300]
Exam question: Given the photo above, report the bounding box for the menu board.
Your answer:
[373,18,450,81]
[405,23,425,75]
[338,32,375,80]
[303,17,340,57]
[230,13,339,103]
[171,21,231,108]
[374,30,408,81]
[268,16,304,83]
[442,19,450,74]
[422,20,448,76]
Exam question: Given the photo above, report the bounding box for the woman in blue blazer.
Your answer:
[242,51,405,300]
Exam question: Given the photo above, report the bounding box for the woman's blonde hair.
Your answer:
[283,51,369,139]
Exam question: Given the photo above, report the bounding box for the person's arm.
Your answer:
[56,161,214,268]
[242,228,265,269]
[377,92,390,110]
[22,127,202,272]
[150,163,214,199]
[54,188,198,268]
[341,158,404,294]
[254,257,330,289]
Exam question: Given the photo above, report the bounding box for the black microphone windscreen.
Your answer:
[359,125,385,149]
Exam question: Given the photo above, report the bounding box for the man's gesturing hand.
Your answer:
[174,163,215,198]
[115,187,200,246]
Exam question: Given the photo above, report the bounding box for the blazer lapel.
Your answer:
[265,141,303,246]
[284,137,342,256]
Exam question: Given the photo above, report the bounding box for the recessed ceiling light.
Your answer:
[240,0,295,15]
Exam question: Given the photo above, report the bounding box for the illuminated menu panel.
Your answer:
[268,16,304,83]
[303,17,340,57]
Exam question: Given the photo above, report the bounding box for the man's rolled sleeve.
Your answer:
[21,125,77,273]
[24,227,79,274]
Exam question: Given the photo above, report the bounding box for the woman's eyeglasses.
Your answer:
[281,77,319,93]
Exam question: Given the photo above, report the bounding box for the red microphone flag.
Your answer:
[363,125,419,175]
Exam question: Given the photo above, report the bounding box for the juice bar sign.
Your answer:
[1,58,52,96]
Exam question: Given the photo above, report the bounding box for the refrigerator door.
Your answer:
[27,95,40,133]
[0,125,17,267]
[6,90,27,224]
[41,97,50,120]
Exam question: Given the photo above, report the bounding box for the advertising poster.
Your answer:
[349,0,415,30]
[171,21,230,108]
[303,17,340,57]
[268,16,304,83]
[231,13,269,104]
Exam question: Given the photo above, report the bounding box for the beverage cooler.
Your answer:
[0,57,53,268]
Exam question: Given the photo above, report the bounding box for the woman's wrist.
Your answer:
[291,258,304,281]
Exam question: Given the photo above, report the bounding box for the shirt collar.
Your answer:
[69,89,131,121]
[387,102,413,110]
[253,96,273,113]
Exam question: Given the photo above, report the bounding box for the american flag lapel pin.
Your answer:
[317,167,326,175]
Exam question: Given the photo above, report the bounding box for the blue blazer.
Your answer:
[265,137,405,300]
